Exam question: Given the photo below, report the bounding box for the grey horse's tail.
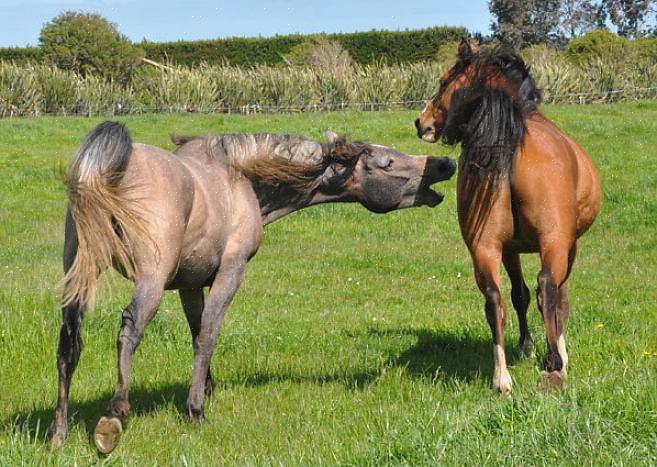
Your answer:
[62,121,150,308]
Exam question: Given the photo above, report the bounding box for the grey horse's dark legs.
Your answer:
[179,288,214,396]
[49,211,85,447]
[48,301,85,447]
[93,278,164,453]
[186,258,247,420]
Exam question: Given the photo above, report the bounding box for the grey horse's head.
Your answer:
[318,130,456,213]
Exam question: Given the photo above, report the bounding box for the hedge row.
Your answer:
[140,27,467,66]
[0,46,42,64]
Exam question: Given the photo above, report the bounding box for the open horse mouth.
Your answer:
[415,181,445,207]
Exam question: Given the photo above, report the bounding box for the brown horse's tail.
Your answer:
[62,121,150,309]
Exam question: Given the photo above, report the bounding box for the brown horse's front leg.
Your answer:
[186,256,247,421]
[473,248,512,395]
[48,301,85,448]
[93,279,164,454]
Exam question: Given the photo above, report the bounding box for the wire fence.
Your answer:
[4,86,657,118]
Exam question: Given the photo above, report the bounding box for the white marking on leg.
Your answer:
[493,344,512,395]
[557,334,568,374]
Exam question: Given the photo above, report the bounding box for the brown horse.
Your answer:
[48,122,456,452]
[415,40,601,394]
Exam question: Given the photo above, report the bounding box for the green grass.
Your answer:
[1,104,656,465]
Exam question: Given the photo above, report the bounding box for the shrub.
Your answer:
[39,11,143,83]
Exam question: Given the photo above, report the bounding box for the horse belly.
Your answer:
[167,245,222,289]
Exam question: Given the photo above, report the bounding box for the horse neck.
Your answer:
[225,135,326,225]
[254,183,319,225]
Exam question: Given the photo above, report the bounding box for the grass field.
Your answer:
[1,104,656,465]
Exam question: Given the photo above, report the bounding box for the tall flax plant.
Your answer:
[252,66,316,110]
[0,62,41,117]
[78,74,137,116]
[140,65,219,113]
[351,62,405,110]
[397,62,448,108]
[523,48,586,103]
[313,70,353,108]
[36,65,79,115]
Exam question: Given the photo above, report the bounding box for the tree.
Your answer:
[489,0,562,48]
[39,11,142,82]
[559,0,603,39]
[602,0,656,37]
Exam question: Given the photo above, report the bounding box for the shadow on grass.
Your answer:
[370,327,521,382]
[2,382,191,446]
[3,327,523,446]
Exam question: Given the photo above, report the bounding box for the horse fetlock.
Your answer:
[519,336,535,358]
[94,416,123,454]
[109,396,130,419]
[187,402,206,422]
[47,421,68,449]
[543,352,563,373]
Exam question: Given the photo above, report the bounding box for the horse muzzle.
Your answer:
[415,118,438,143]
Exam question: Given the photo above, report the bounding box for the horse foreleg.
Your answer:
[186,255,247,421]
[93,278,164,453]
[473,248,512,395]
[179,288,214,396]
[502,250,534,357]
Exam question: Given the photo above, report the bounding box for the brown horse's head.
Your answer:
[415,39,541,144]
[320,130,456,213]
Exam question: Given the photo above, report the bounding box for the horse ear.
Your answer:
[325,129,339,144]
[457,39,478,60]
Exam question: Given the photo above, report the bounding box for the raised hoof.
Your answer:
[539,370,565,391]
[94,416,123,454]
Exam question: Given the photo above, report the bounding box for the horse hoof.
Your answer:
[539,370,565,391]
[94,416,123,454]
[48,432,66,449]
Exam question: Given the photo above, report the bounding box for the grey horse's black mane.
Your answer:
[172,132,371,191]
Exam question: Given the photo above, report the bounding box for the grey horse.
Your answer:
[48,121,456,452]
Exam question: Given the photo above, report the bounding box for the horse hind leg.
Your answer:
[179,288,214,396]
[502,250,534,357]
[537,241,576,390]
[93,277,164,454]
[473,247,512,395]
[49,215,88,448]
[48,301,85,448]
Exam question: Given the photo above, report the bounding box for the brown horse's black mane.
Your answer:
[438,47,544,238]
[172,132,371,192]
